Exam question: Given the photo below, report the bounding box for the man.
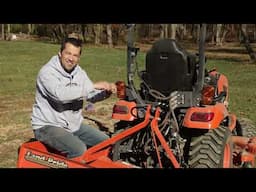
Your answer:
[31,37,116,159]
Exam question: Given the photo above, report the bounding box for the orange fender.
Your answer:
[183,103,228,129]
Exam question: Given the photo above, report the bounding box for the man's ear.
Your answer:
[58,52,61,57]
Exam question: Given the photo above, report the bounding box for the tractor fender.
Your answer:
[112,100,137,121]
[228,113,237,132]
[209,71,229,102]
[183,103,229,129]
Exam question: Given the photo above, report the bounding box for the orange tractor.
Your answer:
[17,24,256,168]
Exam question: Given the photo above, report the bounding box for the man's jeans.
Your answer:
[34,124,109,158]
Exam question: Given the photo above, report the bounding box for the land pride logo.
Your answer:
[25,151,68,168]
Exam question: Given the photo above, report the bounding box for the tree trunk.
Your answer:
[216,24,222,46]
[6,24,11,40]
[80,24,86,43]
[211,24,216,44]
[177,24,186,40]
[183,24,187,38]
[1,24,4,40]
[164,24,168,38]
[240,24,256,63]
[170,24,177,40]
[160,24,165,38]
[7,24,10,33]
[94,24,101,45]
[149,24,154,38]
[196,24,200,42]
[192,24,200,42]
[59,24,65,38]
[28,24,34,35]
[220,24,228,45]
[106,24,113,48]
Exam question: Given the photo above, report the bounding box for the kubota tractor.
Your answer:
[110,24,235,168]
[17,24,256,168]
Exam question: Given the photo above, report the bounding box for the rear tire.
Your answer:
[188,125,233,168]
[233,120,243,136]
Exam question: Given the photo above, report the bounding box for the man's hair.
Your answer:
[60,37,83,54]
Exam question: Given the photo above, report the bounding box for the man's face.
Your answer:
[59,42,81,73]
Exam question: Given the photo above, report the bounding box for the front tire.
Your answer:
[237,118,256,138]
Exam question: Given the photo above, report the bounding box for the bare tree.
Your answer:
[149,24,154,38]
[106,24,113,48]
[159,24,164,38]
[213,24,228,46]
[240,24,256,63]
[28,24,35,35]
[216,24,222,46]
[220,24,229,44]
[170,24,177,40]
[176,24,186,40]
[80,24,87,43]
[94,24,101,45]
[192,24,200,42]
[7,24,11,35]
[1,24,4,40]
[160,24,168,38]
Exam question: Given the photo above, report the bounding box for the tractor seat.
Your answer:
[142,39,197,96]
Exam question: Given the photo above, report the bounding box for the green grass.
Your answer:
[0,40,256,167]
[0,41,58,96]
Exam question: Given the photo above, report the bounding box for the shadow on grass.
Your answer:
[207,48,249,54]
[206,56,250,63]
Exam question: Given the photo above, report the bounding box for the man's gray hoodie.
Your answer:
[31,55,101,133]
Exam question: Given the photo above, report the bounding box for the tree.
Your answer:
[240,24,256,63]
[1,24,4,40]
[28,24,35,35]
[170,24,177,40]
[160,24,168,38]
[94,24,101,45]
[216,24,222,46]
[106,24,113,48]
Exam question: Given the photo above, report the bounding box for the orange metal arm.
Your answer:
[150,107,180,168]
[83,105,152,162]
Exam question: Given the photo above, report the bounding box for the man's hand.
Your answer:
[110,83,117,94]
[94,81,117,93]
[246,137,256,154]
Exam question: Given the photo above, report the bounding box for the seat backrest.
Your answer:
[144,39,196,95]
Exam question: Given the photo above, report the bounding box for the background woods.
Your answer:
[2,24,256,62]
[2,24,256,43]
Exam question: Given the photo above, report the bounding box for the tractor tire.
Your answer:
[232,119,243,136]
[188,125,233,168]
[237,118,256,138]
